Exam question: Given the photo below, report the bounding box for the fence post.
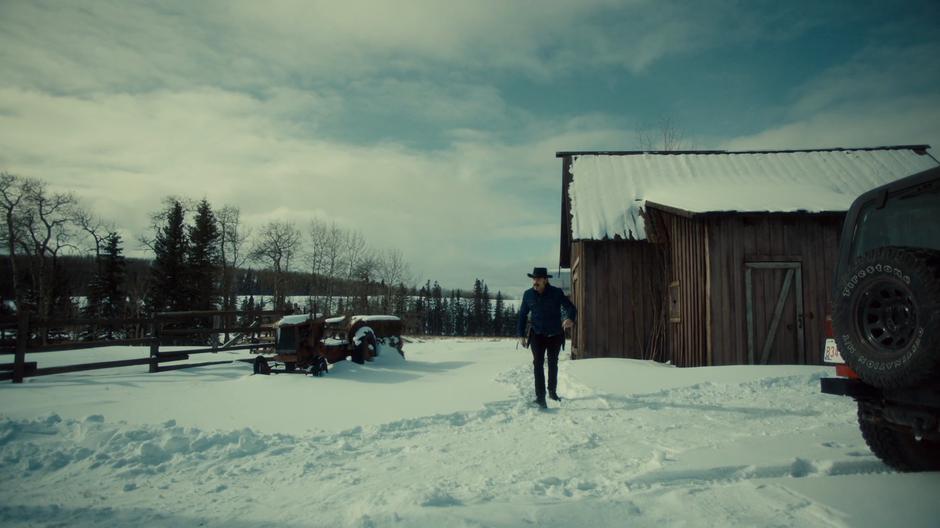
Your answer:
[211,315,220,353]
[149,315,161,373]
[13,312,28,383]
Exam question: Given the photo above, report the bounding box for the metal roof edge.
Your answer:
[644,199,850,216]
[554,145,932,158]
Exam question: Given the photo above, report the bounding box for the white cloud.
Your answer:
[0,0,807,95]
[723,98,940,152]
[0,85,623,293]
[724,42,940,152]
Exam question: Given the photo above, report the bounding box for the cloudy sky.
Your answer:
[1,0,938,296]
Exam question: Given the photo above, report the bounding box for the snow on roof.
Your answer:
[350,315,401,323]
[324,316,346,324]
[569,147,938,241]
[275,313,322,327]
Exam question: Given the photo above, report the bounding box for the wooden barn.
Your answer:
[557,146,938,367]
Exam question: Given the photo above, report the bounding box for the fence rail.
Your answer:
[5,310,287,383]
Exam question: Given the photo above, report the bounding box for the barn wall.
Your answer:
[706,214,844,366]
[655,211,709,367]
[570,240,665,361]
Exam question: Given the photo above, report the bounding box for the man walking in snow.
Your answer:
[518,267,577,408]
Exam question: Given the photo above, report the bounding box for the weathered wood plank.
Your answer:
[32,358,153,377]
[17,338,154,353]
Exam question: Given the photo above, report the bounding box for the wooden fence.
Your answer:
[0,310,288,383]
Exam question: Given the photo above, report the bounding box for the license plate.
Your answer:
[823,338,844,364]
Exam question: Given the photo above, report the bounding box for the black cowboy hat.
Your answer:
[527,267,553,279]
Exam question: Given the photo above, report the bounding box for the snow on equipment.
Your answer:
[252,314,405,375]
[349,315,405,360]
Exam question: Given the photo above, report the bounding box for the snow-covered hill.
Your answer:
[1,340,938,527]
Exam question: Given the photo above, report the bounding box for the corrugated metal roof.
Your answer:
[568,146,938,241]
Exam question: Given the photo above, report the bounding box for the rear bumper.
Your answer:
[821,377,940,438]
[820,377,881,399]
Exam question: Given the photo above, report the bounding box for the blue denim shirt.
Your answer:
[517,284,577,337]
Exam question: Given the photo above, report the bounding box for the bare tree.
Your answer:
[376,248,408,288]
[351,249,379,313]
[218,205,251,311]
[316,222,346,313]
[376,247,411,310]
[249,220,302,311]
[18,180,79,318]
[75,208,114,261]
[0,172,34,311]
[342,229,369,281]
[636,117,689,151]
[305,220,327,274]
[304,219,330,313]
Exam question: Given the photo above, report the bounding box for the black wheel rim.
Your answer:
[856,278,917,353]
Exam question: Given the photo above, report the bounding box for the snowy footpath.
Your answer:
[1,339,938,527]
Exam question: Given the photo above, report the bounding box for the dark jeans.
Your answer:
[530,333,563,400]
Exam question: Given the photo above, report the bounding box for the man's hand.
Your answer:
[563,319,574,330]
[519,337,527,348]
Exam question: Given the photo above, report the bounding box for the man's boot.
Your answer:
[533,397,547,409]
[549,391,561,402]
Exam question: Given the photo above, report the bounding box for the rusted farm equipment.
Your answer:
[348,315,405,359]
[251,314,405,376]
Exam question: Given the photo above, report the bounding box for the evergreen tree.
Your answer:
[379,280,389,312]
[238,294,257,326]
[503,304,518,337]
[452,289,466,336]
[237,268,255,295]
[493,291,505,336]
[98,233,127,320]
[87,233,128,338]
[431,281,444,335]
[441,296,452,336]
[353,263,371,313]
[186,199,221,311]
[82,268,104,320]
[147,201,188,313]
[394,282,408,318]
[470,279,485,336]
[482,283,491,336]
[418,280,431,334]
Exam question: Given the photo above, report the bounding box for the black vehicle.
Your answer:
[821,164,940,471]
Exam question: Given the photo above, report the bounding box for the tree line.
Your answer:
[1,172,519,337]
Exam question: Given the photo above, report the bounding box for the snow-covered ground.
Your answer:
[1,339,938,527]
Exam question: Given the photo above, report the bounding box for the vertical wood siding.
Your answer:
[661,213,708,367]
[570,240,664,360]
[705,214,844,366]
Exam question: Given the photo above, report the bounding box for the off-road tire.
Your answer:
[365,332,377,361]
[252,356,270,375]
[351,346,365,364]
[833,247,940,389]
[352,332,376,364]
[858,402,940,471]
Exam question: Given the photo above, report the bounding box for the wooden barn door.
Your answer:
[745,262,805,365]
